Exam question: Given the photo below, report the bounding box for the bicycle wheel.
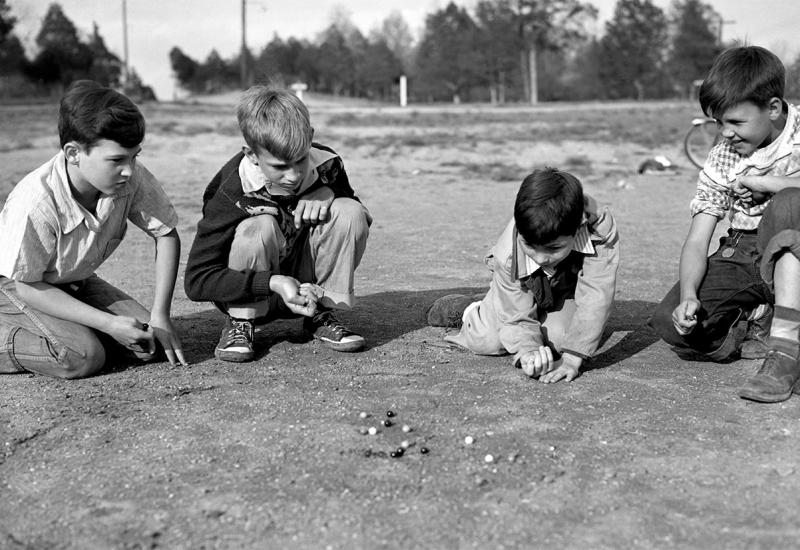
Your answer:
[684,119,720,169]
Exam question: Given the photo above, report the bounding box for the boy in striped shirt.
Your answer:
[427,168,619,384]
[651,46,800,402]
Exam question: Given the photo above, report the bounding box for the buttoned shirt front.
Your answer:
[0,152,178,284]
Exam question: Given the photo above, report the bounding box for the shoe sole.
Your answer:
[316,336,365,352]
[215,349,254,362]
[738,388,793,403]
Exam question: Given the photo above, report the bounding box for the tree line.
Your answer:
[0,1,153,100]
[2,0,800,103]
[169,0,800,103]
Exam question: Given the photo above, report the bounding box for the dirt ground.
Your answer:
[1,95,799,550]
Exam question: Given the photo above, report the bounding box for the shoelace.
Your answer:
[228,320,253,343]
[317,312,350,337]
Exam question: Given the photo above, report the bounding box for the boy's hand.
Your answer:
[270,275,318,317]
[108,316,156,355]
[518,346,554,378]
[672,298,700,335]
[148,311,188,366]
[735,176,770,205]
[294,186,335,229]
[539,354,582,384]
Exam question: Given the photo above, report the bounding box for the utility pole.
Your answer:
[240,0,247,88]
[716,15,735,46]
[122,0,129,86]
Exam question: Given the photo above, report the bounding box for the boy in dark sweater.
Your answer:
[184,88,371,362]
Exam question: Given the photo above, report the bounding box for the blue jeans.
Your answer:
[652,188,800,360]
[0,275,152,378]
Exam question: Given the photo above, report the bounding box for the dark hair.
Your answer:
[514,168,584,244]
[58,80,145,149]
[699,46,785,117]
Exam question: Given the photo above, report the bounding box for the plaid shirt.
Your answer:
[0,152,178,284]
[691,102,800,230]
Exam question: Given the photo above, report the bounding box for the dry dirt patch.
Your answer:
[1,98,798,549]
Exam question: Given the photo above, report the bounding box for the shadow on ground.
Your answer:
[173,289,661,371]
[589,299,661,371]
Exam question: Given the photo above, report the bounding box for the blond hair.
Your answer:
[237,87,312,162]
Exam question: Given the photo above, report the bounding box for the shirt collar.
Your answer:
[50,151,127,234]
[735,102,800,174]
[239,147,338,196]
[50,152,90,233]
[513,224,595,280]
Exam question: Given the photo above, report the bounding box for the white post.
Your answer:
[399,75,407,107]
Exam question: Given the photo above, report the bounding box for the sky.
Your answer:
[10,0,800,101]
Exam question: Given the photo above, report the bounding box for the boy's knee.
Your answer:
[762,188,800,230]
[230,215,284,269]
[59,338,106,379]
[328,199,370,234]
[21,336,106,379]
[235,214,282,243]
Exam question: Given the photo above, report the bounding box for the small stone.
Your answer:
[420,447,429,454]
[464,436,474,445]
[368,426,378,435]
[386,410,395,417]
[359,411,368,419]
[401,424,411,433]
[484,454,494,463]
[383,420,393,427]
[359,427,369,435]
[400,440,410,449]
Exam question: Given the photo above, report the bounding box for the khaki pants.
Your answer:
[224,198,371,320]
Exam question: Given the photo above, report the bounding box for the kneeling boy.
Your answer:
[428,168,619,383]
[0,80,187,378]
[184,88,371,362]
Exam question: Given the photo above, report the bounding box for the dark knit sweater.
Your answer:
[184,143,358,304]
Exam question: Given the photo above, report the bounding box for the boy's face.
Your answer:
[245,146,311,194]
[713,98,783,157]
[66,139,141,196]
[518,234,575,269]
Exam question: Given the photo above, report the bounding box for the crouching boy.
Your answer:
[0,80,187,379]
[650,46,800,403]
[427,168,619,383]
[184,88,371,362]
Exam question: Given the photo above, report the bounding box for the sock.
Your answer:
[769,305,800,344]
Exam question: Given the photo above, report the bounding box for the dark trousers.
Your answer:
[651,230,772,358]
[652,188,800,360]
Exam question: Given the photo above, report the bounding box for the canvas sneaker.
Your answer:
[304,309,365,352]
[215,317,255,362]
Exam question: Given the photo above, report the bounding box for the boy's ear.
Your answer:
[768,97,784,120]
[242,145,258,165]
[63,141,82,165]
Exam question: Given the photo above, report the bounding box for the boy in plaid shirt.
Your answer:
[652,46,800,402]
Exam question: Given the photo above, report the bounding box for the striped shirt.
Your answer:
[0,152,178,284]
[691,102,800,230]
